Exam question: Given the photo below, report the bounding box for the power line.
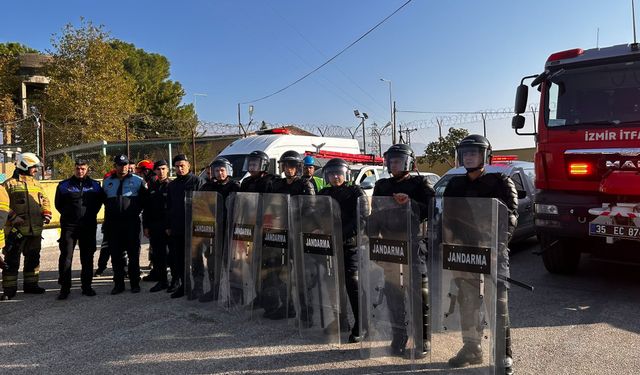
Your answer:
[240,0,413,105]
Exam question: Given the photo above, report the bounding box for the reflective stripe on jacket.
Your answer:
[3,174,52,236]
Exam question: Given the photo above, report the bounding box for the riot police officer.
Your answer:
[373,143,435,356]
[272,151,315,196]
[443,135,517,374]
[301,155,326,193]
[262,151,314,320]
[318,158,366,343]
[239,151,277,193]
[199,158,240,302]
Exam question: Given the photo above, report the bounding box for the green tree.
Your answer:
[109,40,196,139]
[423,127,469,167]
[17,20,138,150]
[0,52,23,142]
[0,42,38,56]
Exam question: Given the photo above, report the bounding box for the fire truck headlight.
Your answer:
[535,204,558,215]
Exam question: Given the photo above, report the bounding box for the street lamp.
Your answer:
[354,110,368,154]
[380,78,395,144]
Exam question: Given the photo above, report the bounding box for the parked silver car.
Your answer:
[433,161,536,243]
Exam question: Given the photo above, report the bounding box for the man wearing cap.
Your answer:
[166,154,205,298]
[55,159,104,299]
[103,154,147,294]
[143,160,172,292]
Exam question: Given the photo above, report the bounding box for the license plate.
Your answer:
[589,223,640,240]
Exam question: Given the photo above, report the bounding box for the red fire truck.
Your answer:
[512,44,640,274]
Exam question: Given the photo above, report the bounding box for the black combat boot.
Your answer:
[24,285,46,294]
[57,288,70,300]
[0,288,17,301]
[150,281,168,293]
[448,343,483,368]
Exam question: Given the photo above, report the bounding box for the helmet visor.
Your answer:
[212,163,232,180]
[243,156,268,173]
[279,160,301,177]
[384,153,412,176]
[456,145,489,170]
[323,165,350,185]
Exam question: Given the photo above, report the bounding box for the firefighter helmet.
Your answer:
[15,152,41,171]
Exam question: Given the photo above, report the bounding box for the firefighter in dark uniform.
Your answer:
[1,152,52,300]
[166,154,205,298]
[198,157,240,302]
[55,159,104,299]
[373,143,435,356]
[143,160,172,292]
[239,150,277,193]
[443,135,517,375]
[103,154,147,295]
[318,158,367,343]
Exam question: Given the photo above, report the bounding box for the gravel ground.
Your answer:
[0,238,638,374]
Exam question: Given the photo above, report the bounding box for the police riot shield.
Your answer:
[257,193,293,321]
[185,191,224,302]
[219,192,262,318]
[358,196,423,364]
[291,195,344,345]
[428,197,507,374]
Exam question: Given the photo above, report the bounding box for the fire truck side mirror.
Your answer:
[514,84,529,114]
[512,115,526,130]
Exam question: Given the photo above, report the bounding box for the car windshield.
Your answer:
[546,60,640,127]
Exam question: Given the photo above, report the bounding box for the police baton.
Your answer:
[498,275,534,291]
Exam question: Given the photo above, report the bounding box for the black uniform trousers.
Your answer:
[169,232,185,285]
[148,225,170,284]
[107,219,141,287]
[58,224,97,291]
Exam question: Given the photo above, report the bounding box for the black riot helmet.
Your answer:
[383,143,415,177]
[243,150,269,173]
[456,134,492,172]
[322,158,351,185]
[209,157,233,178]
[278,150,303,177]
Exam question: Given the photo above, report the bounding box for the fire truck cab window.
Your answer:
[546,61,640,127]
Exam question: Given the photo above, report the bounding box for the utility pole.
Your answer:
[40,113,46,179]
[481,113,487,137]
[393,100,397,144]
[237,103,242,135]
[354,110,368,154]
[125,122,130,159]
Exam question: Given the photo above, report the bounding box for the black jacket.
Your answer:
[373,174,435,222]
[54,175,104,227]
[443,171,519,239]
[271,176,315,196]
[240,173,277,193]
[319,184,365,242]
[167,173,205,234]
[201,178,241,200]
[143,177,170,230]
